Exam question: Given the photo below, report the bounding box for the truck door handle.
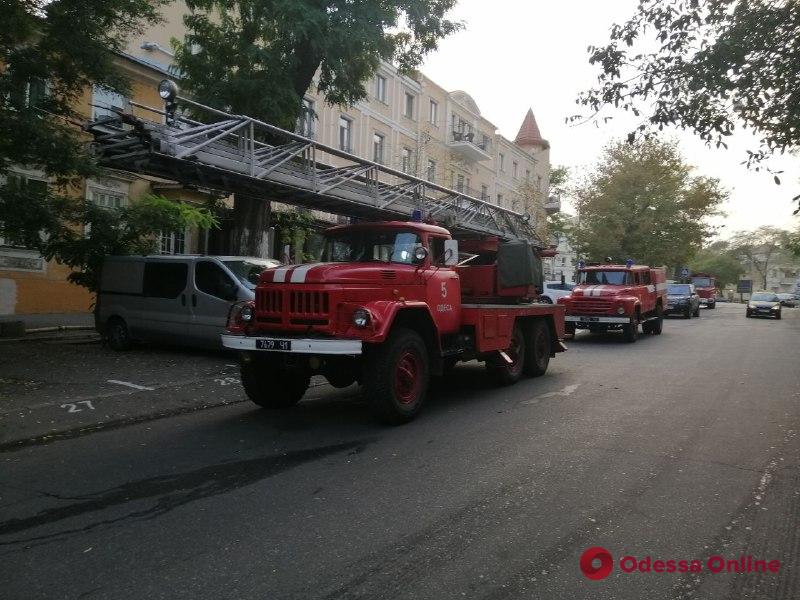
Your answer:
[192,294,197,307]
[181,294,186,306]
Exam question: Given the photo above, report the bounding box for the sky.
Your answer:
[420,0,800,239]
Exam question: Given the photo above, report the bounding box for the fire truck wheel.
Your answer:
[241,359,309,409]
[523,320,550,377]
[565,322,576,337]
[651,309,664,335]
[487,324,526,385]
[364,328,429,424]
[642,321,653,334]
[693,305,700,317]
[622,319,638,343]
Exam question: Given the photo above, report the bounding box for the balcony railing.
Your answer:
[447,126,491,162]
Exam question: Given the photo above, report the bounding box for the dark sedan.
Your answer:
[665,283,700,318]
[746,292,782,319]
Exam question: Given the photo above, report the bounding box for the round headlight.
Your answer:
[617,307,626,315]
[239,305,254,323]
[352,308,370,328]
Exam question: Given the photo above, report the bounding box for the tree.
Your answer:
[545,165,571,241]
[728,226,792,289]
[0,1,214,294]
[571,138,725,268]
[174,0,461,256]
[575,0,800,211]
[688,241,745,289]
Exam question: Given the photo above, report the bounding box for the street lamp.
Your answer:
[158,79,179,123]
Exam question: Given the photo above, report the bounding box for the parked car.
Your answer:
[539,281,575,304]
[776,293,798,308]
[97,255,279,350]
[745,292,782,319]
[664,283,700,318]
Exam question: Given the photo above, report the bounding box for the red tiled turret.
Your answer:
[515,108,548,149]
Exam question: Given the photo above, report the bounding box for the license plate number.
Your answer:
[579,316,599,322]
[255,338,292,351]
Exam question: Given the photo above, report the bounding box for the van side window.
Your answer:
[143,262,187,299]
[196,261,237,300]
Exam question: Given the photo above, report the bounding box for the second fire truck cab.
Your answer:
[689,272,718,309]
[558,263,667,342]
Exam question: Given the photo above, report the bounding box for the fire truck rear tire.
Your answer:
[523,320,550,377]
[622,319,638,343]
[241,358,309,409]
[364,328,429,424]
[565,322,576,337]
[487,323,526,385]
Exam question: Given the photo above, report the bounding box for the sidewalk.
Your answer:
[0,312,95,340]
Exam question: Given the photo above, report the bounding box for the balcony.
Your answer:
[544,195,561,214]
[447,127,491,162]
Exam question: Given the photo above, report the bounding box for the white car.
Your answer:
[540,281,575,304]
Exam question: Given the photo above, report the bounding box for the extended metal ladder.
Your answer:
[87,92,543,244]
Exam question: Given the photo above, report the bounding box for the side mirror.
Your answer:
[444,239,459,266]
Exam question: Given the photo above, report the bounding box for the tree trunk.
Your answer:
[231,193,272,258]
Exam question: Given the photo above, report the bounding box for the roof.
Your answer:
[514,109,548,149]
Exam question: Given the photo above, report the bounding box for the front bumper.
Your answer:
[221,334,363,355]
[565,315,630,324]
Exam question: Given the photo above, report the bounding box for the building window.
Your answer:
[159,230,188,255]
[338,116,352,152]
[456,174,465,193]
[537,175,542,191]
[481,184,489,201]
[426,159,436,182]
[404,92,415,119]
[296,98,315,138]
[497,193,504,207]
[561,257,567,266]
[401,147,413,173]
[89,187,127,209]
[429,100,438,126]
[92,85,127,121]
[375,75,387,103]
[498,153,505,172]
[480,134,490,151]
[512,161,518,179]
[525,169,531,183]
[373,132,385,164]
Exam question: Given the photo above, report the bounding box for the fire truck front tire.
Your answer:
[564,322,576,337]
[364,328,429,424]
[523,320,550,377]
[622,318,639,343]
[241,358,309,409]
[487,323,526,385]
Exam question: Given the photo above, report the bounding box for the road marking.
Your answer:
[522,383,580,404]
[107,380,155,391]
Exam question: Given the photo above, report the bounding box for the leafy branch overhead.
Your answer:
[174,0,462,129]
[573,0,800,172]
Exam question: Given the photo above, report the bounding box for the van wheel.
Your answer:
[487,323,526,385]
[523,320,550,377]
[106,317,131,351]
[539,296,553,304]
[241,357,309,409]
[364,328,429,424]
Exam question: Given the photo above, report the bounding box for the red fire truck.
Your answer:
[689,272,718,309]
[557,262,667,343]
[223,221,566,423]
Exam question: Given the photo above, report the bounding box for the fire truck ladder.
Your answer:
[87,90,543,244]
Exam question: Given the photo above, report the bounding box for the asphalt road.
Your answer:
[1,304,798,600]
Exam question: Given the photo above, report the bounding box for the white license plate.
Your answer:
[255,338,292,351]
[579,316,600,322]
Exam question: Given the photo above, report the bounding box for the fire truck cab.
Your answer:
[558,263,667,343]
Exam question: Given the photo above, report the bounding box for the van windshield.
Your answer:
[222,259,278,290]
[579,270,630,285]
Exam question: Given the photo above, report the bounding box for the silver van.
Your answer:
[97,255,278,350]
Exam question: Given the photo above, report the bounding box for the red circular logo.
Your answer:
[580,546,614,580]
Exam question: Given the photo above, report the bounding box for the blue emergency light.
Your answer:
[626,258,634,268]
[411,209,422,222]
[578,259,585,269]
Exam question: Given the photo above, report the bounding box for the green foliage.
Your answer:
[174,0,461,129]
[571,138,726,269]
[41,195,219,292]
[576,0,800,166]
[688,241,745,289]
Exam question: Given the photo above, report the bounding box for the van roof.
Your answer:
[105,255,279,262]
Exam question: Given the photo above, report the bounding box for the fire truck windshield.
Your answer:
[691,277,713,287]
[321,230,423,264]
[579,270,631,285]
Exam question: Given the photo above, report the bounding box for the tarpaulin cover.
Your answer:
[497,240,542,290]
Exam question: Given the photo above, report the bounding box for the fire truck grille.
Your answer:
[257,289,282,313]
[572,298,613,315]
[289,291,329,316]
